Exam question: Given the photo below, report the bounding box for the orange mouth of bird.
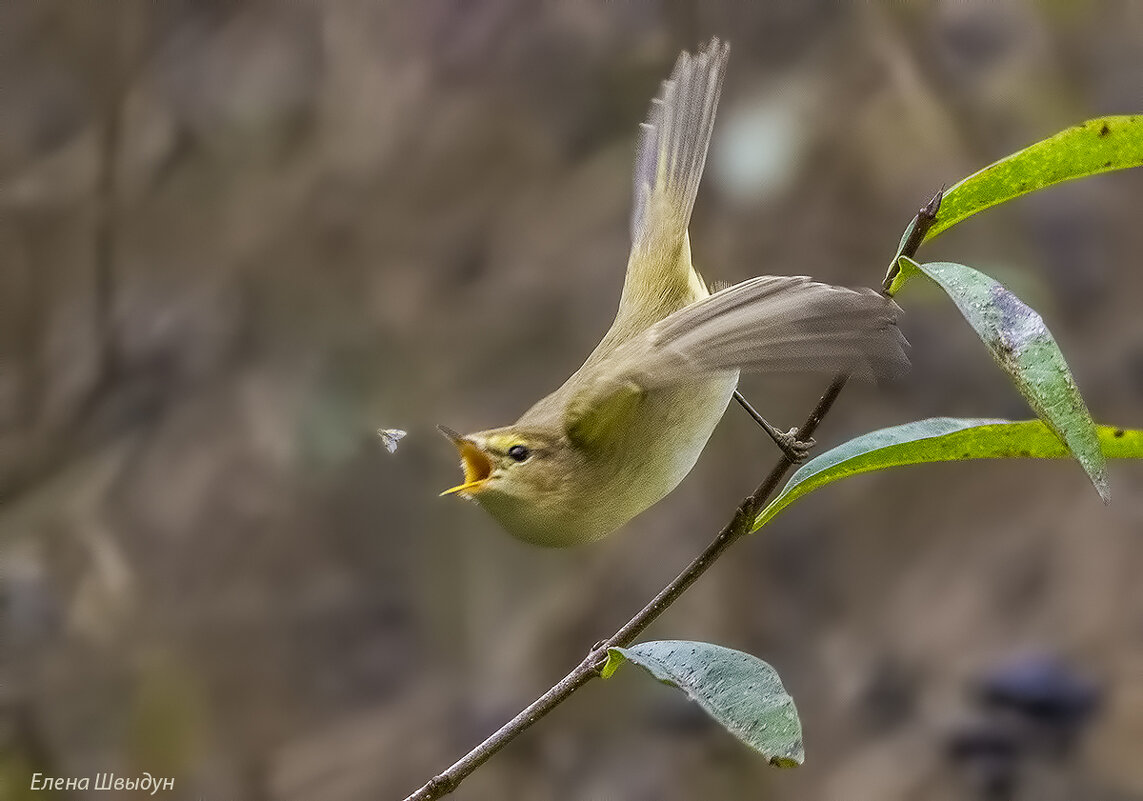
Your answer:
[439,428,493,496]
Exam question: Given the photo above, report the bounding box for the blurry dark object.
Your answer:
[975,653,1102,757]
[946,717,1022,801]
[945,654,1104,801]
[856,655,919,734]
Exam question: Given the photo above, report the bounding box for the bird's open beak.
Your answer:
[438,425,493,496]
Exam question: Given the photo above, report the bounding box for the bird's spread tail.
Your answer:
[631,38,729,250]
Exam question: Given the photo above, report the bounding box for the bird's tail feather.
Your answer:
[630,39,729,249]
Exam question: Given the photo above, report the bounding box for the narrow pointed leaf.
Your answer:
[753,419,1142,530]
[928,115,1143,240]
[886,115,1143,291]
[606,641,804,767]
[895,258,1107,499]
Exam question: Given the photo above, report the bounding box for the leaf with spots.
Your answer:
[894,259,1108,500]
[930,115,1142,238]
[753,419,1142,530]
[603,641,803,767]
[886,115,1143,291]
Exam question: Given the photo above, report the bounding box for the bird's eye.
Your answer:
[507,444,530,462]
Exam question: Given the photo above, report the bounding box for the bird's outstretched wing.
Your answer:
[565,276,909,449]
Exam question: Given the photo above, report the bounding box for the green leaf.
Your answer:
[600,649,626,680]
[885,115,1143,291]
[753,419,1142,530]
[607,641,804,767]
[896,258,1108,500]
[929,116,1143,240]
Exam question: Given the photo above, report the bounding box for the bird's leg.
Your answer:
[733,390,815,463]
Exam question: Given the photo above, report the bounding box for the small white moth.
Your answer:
[377,428,407,454]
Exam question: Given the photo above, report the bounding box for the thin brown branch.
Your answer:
[884,189,944,291]
[404,192,943,801]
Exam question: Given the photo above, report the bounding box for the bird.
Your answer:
[440,38,907,547]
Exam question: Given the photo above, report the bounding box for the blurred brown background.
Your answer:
[3,2,1142,800]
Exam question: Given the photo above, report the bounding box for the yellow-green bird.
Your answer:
[441,39,907,547]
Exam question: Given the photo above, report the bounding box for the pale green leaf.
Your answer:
[607,641,804,767]
[896,258,1107,500]
[754,419,1142,529]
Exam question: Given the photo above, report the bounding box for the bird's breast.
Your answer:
[601,370,739,524]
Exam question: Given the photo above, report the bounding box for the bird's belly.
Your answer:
[608,371,739,523]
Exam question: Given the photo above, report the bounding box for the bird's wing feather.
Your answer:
[564,277,908,449]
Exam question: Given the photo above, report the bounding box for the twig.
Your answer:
[404,192,944,801]
[885,188,944,291]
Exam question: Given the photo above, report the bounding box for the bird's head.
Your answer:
[437,424,595,546]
